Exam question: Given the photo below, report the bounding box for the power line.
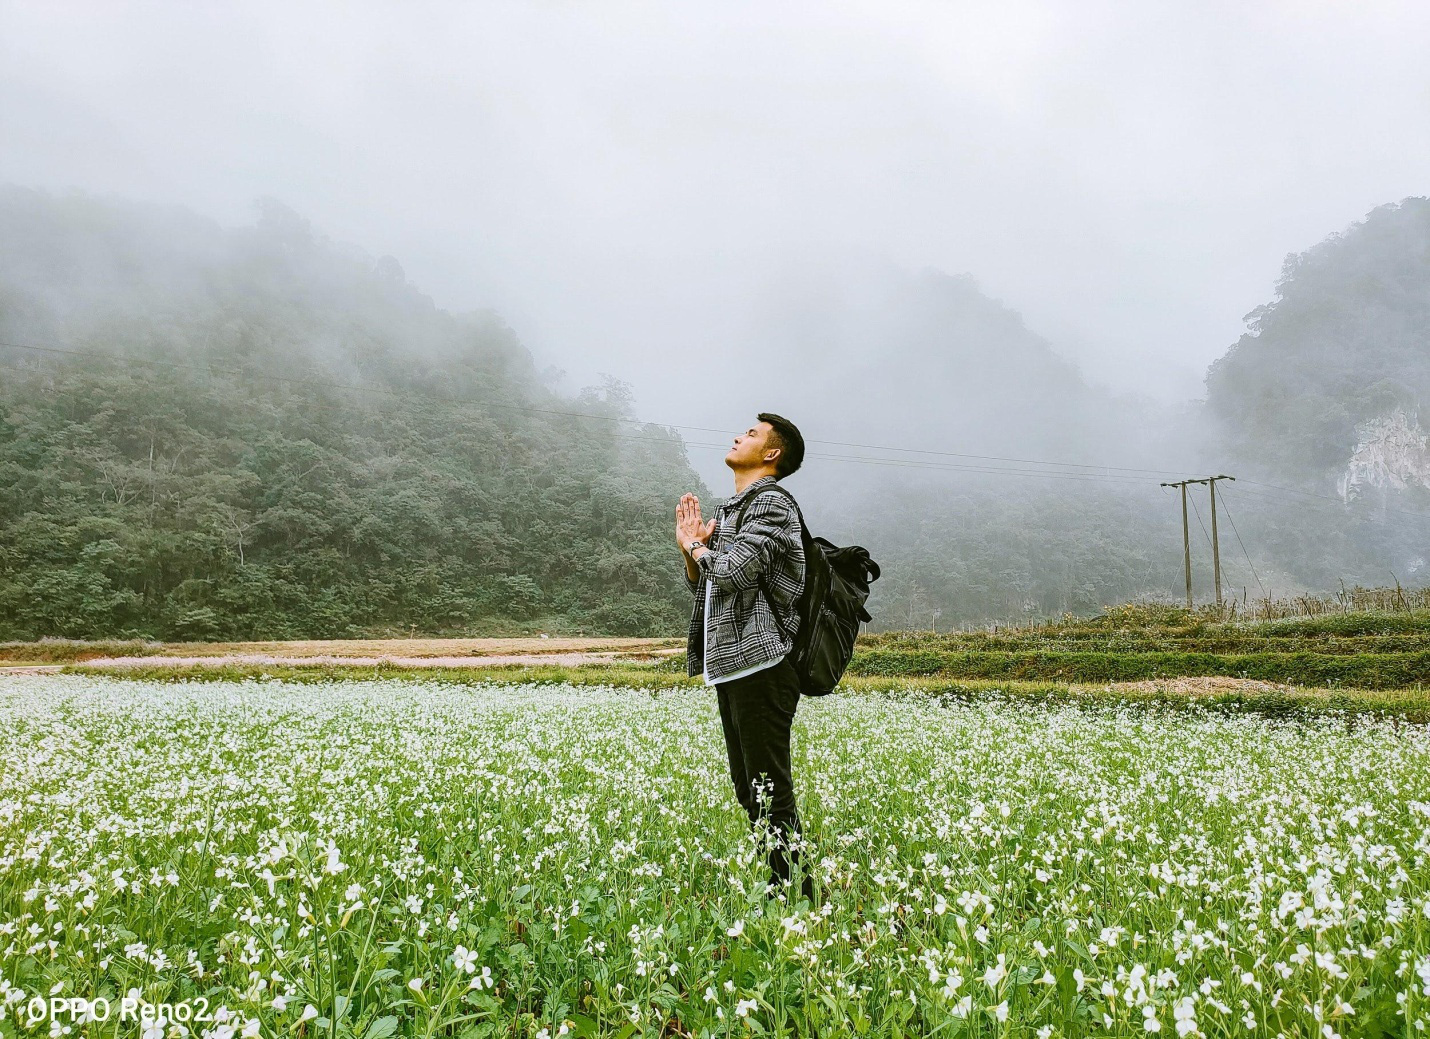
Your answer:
[0,359,1171,487]
[1239,478,1430,521]
[0,338,1192,478]
[793,448,1157,483]
[801,437,1182,476]
[1214,485,1267,598]
[1188,492,1215,553]
[1232,483,1430,521]
[1188,488,1242,604]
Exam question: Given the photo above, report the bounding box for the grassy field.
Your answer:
[10,601,1428,721]
[2,674,1428,1038]
[852,605,1430,688]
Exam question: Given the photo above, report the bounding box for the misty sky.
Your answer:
[3,0,1428,453]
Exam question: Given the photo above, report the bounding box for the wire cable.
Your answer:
[1188,493,1215,554]
[1239,478,1430,520]
[0,338,1193,478]
[1215,485,1267,598]
[1188,489,1248,602]
[0,360,1173,487]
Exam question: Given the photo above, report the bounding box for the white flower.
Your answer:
[951,995,973,1018]
[990,1000,1009,1022]
[299,1005,318,1023]
[407,977,424,992]
[451,945,477,973]
[982,953,1008,989]
[270,995,287,1012]
[468,966,494,991]
[1315,951,1348,979]
[726,919,745,938]
[735,998,757,1018]
[242,1020,261,1038]
[322,840,346,875]
[1143,1005,1162,1033]
[1172,997,1197,1037]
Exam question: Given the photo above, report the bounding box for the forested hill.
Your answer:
[1205,197,1430,496]
[0,188,705,640]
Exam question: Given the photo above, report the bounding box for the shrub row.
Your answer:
[847,649,1430,689]
[859,633,1430,655]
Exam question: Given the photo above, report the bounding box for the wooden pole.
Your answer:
[1180,483,1192,608]
[1209,481,1222,608]
[1161,478,1197,609]
[1205,475,1236,611]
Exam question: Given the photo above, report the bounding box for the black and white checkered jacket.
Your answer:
[685,475,806,683]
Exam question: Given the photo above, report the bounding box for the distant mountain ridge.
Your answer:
[0,188,704,639]
[1205,197,1430,500]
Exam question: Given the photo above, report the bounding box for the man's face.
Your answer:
[725,421,778,471]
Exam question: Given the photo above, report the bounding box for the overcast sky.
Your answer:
[3,0,1428,440]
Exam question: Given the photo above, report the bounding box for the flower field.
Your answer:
[2,676,1429,1038]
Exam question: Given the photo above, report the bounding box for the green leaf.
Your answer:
[364,1016,399,1039]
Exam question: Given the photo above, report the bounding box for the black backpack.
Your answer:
[733,484,880,695]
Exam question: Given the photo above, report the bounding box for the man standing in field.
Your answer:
[675,413,813,901]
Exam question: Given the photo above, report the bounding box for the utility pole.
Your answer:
[1162,479,1196,608]
[1160,475,1236,610]
[1206,475,1236,609]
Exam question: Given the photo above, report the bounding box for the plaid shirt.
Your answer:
[685,475,806,683]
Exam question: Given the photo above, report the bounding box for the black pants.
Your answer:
[715,654,807,890]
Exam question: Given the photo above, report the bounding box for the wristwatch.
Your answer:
[687,540,706,555]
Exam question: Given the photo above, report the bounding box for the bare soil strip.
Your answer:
[122,636,680,658]
[75,650,681,669]
[1083,675,1301,697]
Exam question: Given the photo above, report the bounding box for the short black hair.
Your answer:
[757,412,805,479]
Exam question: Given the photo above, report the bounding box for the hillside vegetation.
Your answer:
[1206,196,1430,487]
[5,191,1430,642]
[0,189,705,640]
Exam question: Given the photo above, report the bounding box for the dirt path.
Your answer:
[0,636,684,671]
[1086,675,1300,697]
[73,649,681,669]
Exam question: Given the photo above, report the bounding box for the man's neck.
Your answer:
[732,469,778,495]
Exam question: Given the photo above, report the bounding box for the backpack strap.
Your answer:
[732,483,807,543]
[731,484,805,643]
